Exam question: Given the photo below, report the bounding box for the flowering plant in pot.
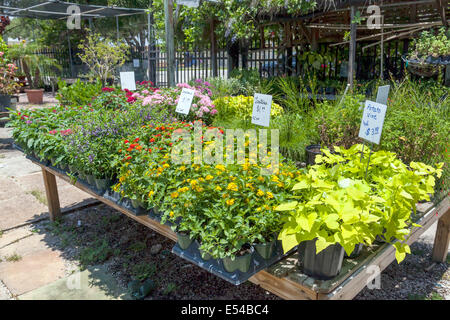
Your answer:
[0,38,20,111]
[277,144,442,279]
[134,84,218,125]
[8,41,61,104]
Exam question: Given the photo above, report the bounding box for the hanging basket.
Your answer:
[402,55,448,77]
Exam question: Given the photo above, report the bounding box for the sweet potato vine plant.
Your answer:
[276,144,443,263]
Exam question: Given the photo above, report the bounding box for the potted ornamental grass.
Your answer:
[8,41,61,104]
[0,38,20,112]
[277,144,443,280]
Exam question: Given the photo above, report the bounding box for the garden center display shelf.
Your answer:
[13,144,450,299]
[15,144,297,285]
[172,240,297,285]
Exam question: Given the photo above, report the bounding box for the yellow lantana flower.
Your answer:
[205,175,214,181]
[257,189,265,197]
[226,199,235,206]
[148,190,155,197]
[227,182,238,192]
[170,192,179,199]
[266,192,274,199]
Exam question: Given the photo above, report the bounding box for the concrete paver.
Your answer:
[0,176,23,201]
[0,280,12,300]
[0,249,66,296]
[0,193,48,230]
[18,265,130,300]
[0,227,33,249]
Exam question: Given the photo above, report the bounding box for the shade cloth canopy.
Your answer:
[0,0,147,20]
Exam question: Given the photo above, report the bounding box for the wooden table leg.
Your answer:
[42,167,62,221]
[432,209,450,263]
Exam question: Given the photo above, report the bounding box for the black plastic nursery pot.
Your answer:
[95,178,109,192]
[68,164,77,174]
[59,163,68,172]
[344,243,364,259]
[196,241,212,261]
[130,199,147,216]
[0,94,12,112]
[78,171,86,181]
[222,246,255,273]
[85,174,96,186]
[305,144,321,166]
[177,232,193,250]
[302,239,345,280]
[253,236,277,260]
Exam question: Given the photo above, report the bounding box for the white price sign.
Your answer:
[251,93,272,127]
[120,72,136,91]
[358,100,387,145]
[175,88,195,115]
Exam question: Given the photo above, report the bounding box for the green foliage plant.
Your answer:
[277,144,443,263]
[77,32,129,85]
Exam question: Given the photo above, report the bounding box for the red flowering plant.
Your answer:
[90,86,131,110]
[112,121,193,207]
[7,104,84,165]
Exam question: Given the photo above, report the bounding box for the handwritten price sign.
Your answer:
[358,100,387,145]
[251,93,272,127]
[175,88,195,115]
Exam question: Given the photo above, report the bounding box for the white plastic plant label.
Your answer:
[133,59,140,68]
[251,93,272,127]
[358,100,387,145]
[120,72,136,91]
[175,88,195,115]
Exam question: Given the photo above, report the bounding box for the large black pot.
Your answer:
[0,94,11,112]
[302,239,345,280]
[344,243,364,259]
[305,144,321,166]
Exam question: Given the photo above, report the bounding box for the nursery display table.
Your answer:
[32,156,450,300]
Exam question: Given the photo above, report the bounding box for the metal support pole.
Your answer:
[164,0,176,87]
[116,16,120,41]
[380,15,384,80]
[67,32,74,78]
[348,6,357,88]
[147,12,151,82]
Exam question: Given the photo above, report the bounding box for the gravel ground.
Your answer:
[31,204,449,300]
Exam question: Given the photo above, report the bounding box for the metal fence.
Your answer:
[31,37,409,88]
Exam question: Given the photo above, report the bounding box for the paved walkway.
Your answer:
[0,95,129,300]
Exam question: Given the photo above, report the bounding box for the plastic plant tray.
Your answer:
[172,240,297,285]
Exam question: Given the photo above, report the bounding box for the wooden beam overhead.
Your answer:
[435,0,449,27]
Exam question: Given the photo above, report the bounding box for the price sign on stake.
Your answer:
[175,88,195,115]
[251,93,272,127]
[358,100,387,145]
[376,85,390,105]
[120,72,136,91]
